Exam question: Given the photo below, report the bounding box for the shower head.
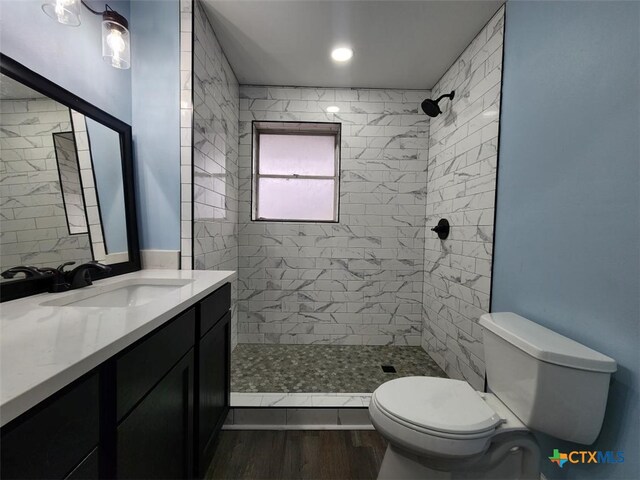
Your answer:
[421,91,455,117]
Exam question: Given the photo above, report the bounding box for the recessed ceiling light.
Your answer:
[331,47,353,62]
[326,106,340,113]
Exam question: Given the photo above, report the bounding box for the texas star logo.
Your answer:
[549,449,569,468]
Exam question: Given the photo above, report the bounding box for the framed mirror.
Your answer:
[0,54,140,301]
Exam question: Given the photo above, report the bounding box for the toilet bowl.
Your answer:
[370,377,505,458]
[369,312,617,479]
[370,376,539,479]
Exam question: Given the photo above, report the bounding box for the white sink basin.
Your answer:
[41,278,194,308]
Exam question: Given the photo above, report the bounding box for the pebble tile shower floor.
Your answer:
[231,344,447,393]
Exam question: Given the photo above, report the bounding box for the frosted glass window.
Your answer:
[259,134,335,176]
[258,178,335,221]
[252,122,340,222]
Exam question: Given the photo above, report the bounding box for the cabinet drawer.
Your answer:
[117,308,195,421]
[199,283,230,337]
[1,373,99,480]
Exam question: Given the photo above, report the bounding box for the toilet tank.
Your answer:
[479,313,616,445]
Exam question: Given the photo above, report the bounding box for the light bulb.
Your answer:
[107,29,125,53]
[107,29,125,67]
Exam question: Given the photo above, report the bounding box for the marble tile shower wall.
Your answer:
[192,0,240,349]
[0,99,92,269]
[238,86,431,346]
[421,6,504,390]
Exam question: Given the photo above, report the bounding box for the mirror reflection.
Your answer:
[53,131,87,234]
[0,73,128,277]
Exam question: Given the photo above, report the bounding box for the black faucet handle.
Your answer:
[57,261,76,272]
[36,267,71,292]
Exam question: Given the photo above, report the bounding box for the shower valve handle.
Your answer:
[431,219,450,240]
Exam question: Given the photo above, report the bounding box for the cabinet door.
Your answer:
[197,312,230,476]
[117,351,194,480]
[0,373,99,480]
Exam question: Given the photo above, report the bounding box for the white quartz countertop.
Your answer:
[0,269,235,427]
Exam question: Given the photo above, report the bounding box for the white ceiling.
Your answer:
[200,0,504,90]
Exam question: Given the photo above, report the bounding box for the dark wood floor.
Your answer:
[206,430,387,480]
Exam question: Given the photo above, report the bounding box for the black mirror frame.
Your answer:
[0,54,141,302]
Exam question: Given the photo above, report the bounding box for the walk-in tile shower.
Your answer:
[180,0,505,406]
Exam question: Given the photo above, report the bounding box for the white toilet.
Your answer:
[369,312,617,479]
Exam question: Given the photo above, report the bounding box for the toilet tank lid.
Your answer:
[479,313,617,373]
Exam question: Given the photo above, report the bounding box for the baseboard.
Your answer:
[140,250,180,269]
[231,392,371,408]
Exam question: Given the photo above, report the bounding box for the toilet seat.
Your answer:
[369,377,506,458]
[374,376,503,435]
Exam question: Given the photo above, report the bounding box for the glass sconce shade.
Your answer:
[41,0,81,26]
[102,11,130,70]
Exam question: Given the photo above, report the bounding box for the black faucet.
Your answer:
[66,262,112,289]
[1,266,46,279]
[37,264,73,293]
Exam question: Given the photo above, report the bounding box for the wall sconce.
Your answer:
[101,7,130,69]
[41,0,81,26]
[41,0,130,70]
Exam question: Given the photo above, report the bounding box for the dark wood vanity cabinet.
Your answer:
[0,283,231,480]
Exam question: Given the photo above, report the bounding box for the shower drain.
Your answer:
[381,365,397,373]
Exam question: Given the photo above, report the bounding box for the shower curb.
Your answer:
[231,391,372,408]
[223,407,374,430]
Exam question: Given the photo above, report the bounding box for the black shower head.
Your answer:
[421,98,442,117]
[421,91,455,117]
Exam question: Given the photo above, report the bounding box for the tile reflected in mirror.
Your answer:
[0,73,129,277]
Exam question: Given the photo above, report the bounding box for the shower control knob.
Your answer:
[431,219,450,240]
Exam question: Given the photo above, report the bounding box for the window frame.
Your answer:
[251,120,341,223]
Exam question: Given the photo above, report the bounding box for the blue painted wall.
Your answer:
[0,0,132,123]
[130,0,181,251]
[86,118,128,254]
[1,0,182,251]
[493,1,639,479]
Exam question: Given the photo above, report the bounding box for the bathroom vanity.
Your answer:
[0,270,235,479]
